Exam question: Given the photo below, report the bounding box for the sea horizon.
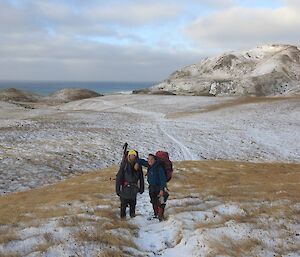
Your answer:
[0,80,156,96]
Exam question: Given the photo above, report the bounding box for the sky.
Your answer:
[0,0,299,82]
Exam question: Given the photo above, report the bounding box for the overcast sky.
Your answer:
[0,0,299,82]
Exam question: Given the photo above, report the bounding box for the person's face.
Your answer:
[147,155,155,166]
[128,154,136,162]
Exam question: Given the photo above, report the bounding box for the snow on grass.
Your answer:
[125,161,300,257]
[0,166,139,257]
[1,95,300,194]
[1,161,300,256]
[0,94,300,255]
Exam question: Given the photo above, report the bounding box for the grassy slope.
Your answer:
[1,161,300,256]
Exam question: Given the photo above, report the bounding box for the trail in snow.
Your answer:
[118,103,197,161]
[157,123,196,161]
[130,188,185,256]
[96,98,197,161]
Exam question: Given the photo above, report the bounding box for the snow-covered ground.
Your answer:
[1,94,300,194]
[131,191,300,257]
[1,161,299,257]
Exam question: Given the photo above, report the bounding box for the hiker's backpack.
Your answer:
[156,151,173,182]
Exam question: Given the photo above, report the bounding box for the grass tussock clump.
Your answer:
[0,166,118,225]
[207,236,261,257]
[0,227,20,245]
[169,160,300,256]
[171,161,300,203]
[0,165,138,255]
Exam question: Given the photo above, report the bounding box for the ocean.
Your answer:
[0,81,156,96]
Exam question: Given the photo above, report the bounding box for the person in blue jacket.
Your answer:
[139,154,168,221]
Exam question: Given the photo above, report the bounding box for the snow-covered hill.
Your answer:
[1,94,299,194]
[152,44,300,96]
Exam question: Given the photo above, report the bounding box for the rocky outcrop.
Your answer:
[151,44,300,96]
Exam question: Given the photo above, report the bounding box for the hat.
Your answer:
[128,150,137,156]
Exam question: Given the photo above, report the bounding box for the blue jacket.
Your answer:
[139,159,166,190]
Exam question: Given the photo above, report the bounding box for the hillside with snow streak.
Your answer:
[151,44,300,96]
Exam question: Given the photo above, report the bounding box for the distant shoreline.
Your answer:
[0,80,156,96]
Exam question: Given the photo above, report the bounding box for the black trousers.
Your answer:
[120,197,136,218]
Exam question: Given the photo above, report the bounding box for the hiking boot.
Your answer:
[158,206,165,222]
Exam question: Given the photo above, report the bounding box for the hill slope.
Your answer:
[152,44,300,96]
[0,88,42,102]
[0,87,102,105]
[1,161,299,256]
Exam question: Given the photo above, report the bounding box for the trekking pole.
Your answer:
[120,142,128,166]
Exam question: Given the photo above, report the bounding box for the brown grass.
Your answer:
[207,235,261,257]
[1,160,299,256]
[171,161,300,231]
[75,224,136,248]
[167,96,300,118]
[0,165,137,254]
[0,228,20,244]
[97,249,126,257]
[0,253,22,257]
[0,166,118,225]
[32,242,54,254]
[169,161,300,255]
[171,161,300,203]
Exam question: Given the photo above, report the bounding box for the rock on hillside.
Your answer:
[45,88,103,103]
[151,44,300,96]
[0,88,42,102]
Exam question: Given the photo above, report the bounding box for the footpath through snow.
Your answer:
[130,188,202,257]
[129,190,300,257]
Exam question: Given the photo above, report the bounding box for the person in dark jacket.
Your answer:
[116,150,144,219]
[139,154,168,221]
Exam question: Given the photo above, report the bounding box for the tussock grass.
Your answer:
[0,227,20,244]
[0,165,137,254]
[76,226,135,248]
[97,249,126,257]
[1,160,299,256]
[171,161,300,203]
[169,161,300,255]
[167,96,300,118]
[0,253,21,257]
[32,242,54,254]
[0,166,118,225]
[171,161,300,225]
[207,235,261,257]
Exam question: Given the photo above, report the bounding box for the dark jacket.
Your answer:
[116,160,144,199]
[139,159,166,191]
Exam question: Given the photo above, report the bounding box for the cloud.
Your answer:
[0,0,200,82]
[0,2,38,34]
[0,31,201,81]
[0,0,299,82]
[0,44,199,81]
[86,3,182,26]
[185,2,300,50]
